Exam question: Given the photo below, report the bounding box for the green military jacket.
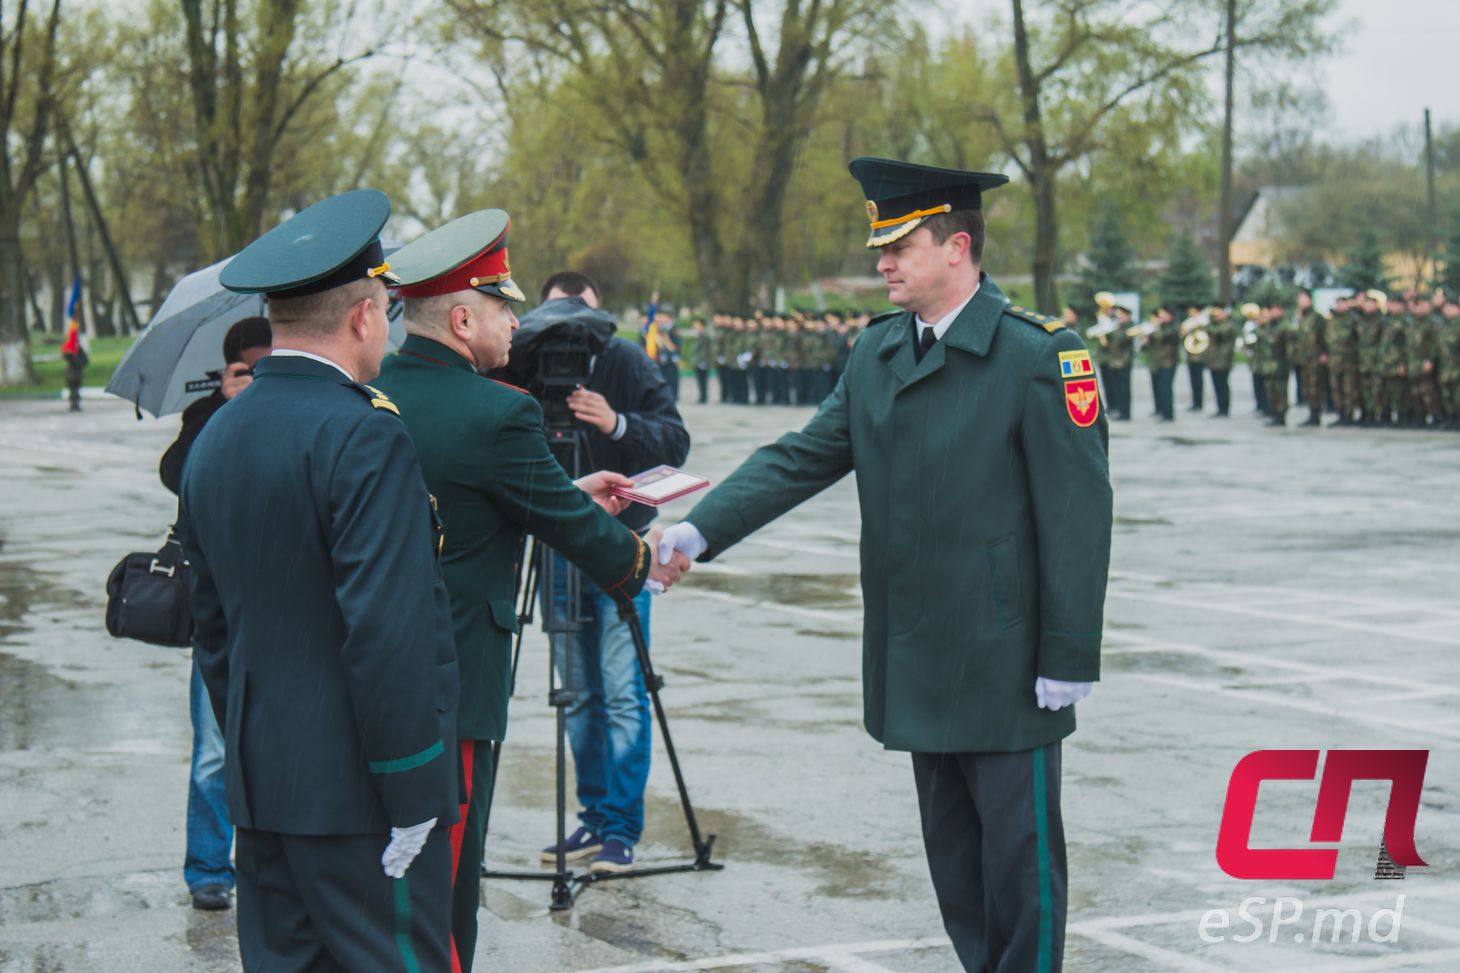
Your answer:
[1379,314,1408,377]
[1439,316,1460,381]
[686,276,1113,754]
[1206,318,1237,371]
[1357,312,1383,372]
[1105,325,1134,369]
[376,336,651,741]
[685,328,712,368]
[1406,314,1438,375]
[1293,311,1326,366]
[1329,311,1359,369]
[1146,321,1180,369]
[1252,320,1290,376]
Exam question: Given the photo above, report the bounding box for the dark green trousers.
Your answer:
[448,739,496,973]
[913,744,1066,973]
[235,826,452,973]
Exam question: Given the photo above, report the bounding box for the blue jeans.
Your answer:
[549,556,653,845]
[186,659,233,891]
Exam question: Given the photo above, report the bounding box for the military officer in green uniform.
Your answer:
[180,190,460,971]
[687,316,712,404]
[1205,304,1237,417]
[658,158,1112,973]
[371,210,688,972]
[1292,290,1327,427]
[1145,306,1180,421]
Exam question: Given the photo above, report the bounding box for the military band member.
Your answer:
[660,157,1112,973]
[1292,290,1327,427]
[1180,305,1207,411]
[1146,306,1179,421]
[1107,305,1135,420]
[369,211,687,971]
[181,190,460,971]
[1242,303,1268,415]
[1205,304,1237,417]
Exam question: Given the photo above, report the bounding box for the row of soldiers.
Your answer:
[1081,289,1460,430]
[677,310,867,406]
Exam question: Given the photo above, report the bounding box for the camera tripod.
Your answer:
[479,418,721,910]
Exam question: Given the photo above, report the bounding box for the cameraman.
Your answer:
[526,270,690,874]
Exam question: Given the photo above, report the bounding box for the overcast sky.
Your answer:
[947,0,1459,142]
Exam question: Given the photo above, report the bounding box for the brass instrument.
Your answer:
[1126,320,1159,339]
[1180,310,1210,356]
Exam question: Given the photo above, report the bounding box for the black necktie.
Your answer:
[914,324,937,363]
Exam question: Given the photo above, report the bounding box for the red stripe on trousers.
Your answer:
[448,740,476,973]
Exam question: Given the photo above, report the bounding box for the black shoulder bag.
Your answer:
[105,527,194,647]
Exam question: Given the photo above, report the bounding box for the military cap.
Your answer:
[388,209,525,304]
[221,189,394,298]
[849,156,1009,247]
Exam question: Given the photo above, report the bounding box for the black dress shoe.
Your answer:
[1300,416,1321,427]
[191,884,232,911]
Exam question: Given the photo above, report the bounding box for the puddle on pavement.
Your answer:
[0,560,115,751]
[1114,516,1172,528]
[682,572,862,611]
[1104,650,1242,681]
[1158,436,1230,447]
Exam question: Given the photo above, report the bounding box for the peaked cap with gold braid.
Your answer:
[849,157,1009,248]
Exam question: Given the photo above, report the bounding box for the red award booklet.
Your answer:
[613,465,711,506]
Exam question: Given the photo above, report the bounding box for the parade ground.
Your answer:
[2,366,1459,973]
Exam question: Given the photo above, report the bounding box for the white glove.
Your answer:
[1035,677,1093,712]
[657,522,708,565]
[381,817,437,878]
[646,579,666,595]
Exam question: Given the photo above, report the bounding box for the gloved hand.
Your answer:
[1035,677,1093,712]
[381,817,437,878]
[657,522,708,565]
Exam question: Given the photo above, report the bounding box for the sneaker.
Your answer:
[190,884,232,911]
[589,837,635,874]
[540,826,601,863]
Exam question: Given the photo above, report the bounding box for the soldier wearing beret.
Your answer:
[179,190,460,971]
[660,157,1112,972]
[370,210,688,971]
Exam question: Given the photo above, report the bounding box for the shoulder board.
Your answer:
[1004,304,1065,334]
[489,378,529,395]
[354,383,400,415]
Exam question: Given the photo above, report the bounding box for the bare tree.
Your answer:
[0,0,63,385]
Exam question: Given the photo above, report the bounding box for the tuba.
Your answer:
[1180,310,1210,356]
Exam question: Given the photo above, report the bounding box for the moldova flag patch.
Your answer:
[1058,349,1094,378]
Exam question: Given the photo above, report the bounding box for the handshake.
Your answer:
[573,472,709,595]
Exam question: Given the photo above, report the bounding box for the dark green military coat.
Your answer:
[375,336,651,742]
[687,276,1113,754]
[180,354,460,834]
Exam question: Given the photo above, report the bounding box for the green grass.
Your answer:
[0,334,134,398]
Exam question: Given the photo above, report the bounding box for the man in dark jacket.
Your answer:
[159,314,271,913]
[518,270,690,874]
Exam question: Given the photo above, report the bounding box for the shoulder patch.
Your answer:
[1005,304,1065,333]
[358,384,400,415]
[488,378,529,395]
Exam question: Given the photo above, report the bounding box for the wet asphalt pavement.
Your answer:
[2,366,1459,973]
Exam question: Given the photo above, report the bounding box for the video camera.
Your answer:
[493,297,618,450]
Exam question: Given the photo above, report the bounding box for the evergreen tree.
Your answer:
[1072,199,1142,318]
[1442,200,1460,295]
[1336,226,1389,293]
[1159,233,1216,312]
